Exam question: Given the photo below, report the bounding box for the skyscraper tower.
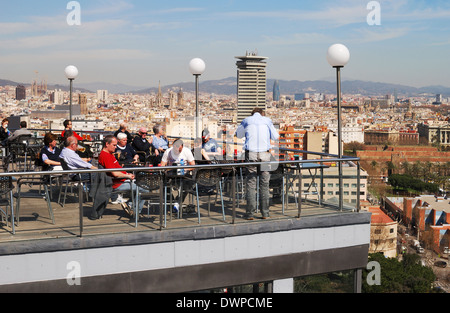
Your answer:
[156,81,163,107]
[15,85,26,100]
[235,52,268,123]
[273,80,280,102]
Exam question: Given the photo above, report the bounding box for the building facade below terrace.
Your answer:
[418,123,450,146]
[364,130,419,146]
[384,196,450,254]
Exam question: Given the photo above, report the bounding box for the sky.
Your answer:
[1,0,450,89]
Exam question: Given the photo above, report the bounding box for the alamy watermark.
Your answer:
[67,1,81,26]
[366,261,381,286]
[66,261,81,286]
[367,1,381,26]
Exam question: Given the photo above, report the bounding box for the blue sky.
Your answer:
[1,0,450,89]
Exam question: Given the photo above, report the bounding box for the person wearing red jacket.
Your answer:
[62,119,83,141]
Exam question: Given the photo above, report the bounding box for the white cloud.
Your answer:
[262,33,332,46]
[355,27,410,43]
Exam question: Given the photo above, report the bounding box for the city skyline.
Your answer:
[1,0,450,89]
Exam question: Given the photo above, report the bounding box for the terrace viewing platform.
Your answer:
[0,134,371,293]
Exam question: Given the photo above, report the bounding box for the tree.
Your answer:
[362,253,436,293]
[400,161,411,175]
[370,160,378,171]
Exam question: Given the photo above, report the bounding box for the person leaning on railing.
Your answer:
[236,107,279,220]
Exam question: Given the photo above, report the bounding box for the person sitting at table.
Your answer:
[59,135,97,182]
[115,132,139,164]
[201,129,222,160]
[160,139,195,167]
[131,127,153,163]
[0,118,11,146]
[61,120,83,141]
[7,121,32,143]
[152,124,169,154]
[40,132,62,171]
[114,122,133,142]
[98,135,145,218]
[160,139,196,211]
[192,137,210,163]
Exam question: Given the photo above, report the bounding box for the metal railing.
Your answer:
[0,150,362,238]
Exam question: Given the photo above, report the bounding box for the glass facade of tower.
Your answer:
[273,80,280,102]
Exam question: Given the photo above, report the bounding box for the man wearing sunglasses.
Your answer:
[131,127,153,163]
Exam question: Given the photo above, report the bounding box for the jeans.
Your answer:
[114,180,145,213]
[245,151,272,217]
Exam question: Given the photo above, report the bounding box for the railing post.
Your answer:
[297,163,302,218]
[357,161,361,213]
[320,156,324,206]
[159,173,164,230]
[232,168,236,224]
[79,181,84,237]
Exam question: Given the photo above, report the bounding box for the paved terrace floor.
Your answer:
[0,183,355,244]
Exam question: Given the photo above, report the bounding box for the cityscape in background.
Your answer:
[1,51,450,292]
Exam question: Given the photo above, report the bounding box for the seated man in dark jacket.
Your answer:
[131,127,153,162]
[115,133,139,164]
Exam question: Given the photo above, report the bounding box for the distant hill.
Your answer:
[0,79,92,93]
[133,77,450,97]
[2,77,450,97]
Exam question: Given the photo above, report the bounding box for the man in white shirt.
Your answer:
[160,139,195,167]
[236,107,279,220]
[160,139,195,212]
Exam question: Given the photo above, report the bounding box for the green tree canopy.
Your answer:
[362,253,436,293]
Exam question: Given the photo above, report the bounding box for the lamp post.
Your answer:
[327,44,350,211]
[64,65,79,121]
[189,58,206,138]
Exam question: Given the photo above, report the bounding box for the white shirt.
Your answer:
[161,147,195,166]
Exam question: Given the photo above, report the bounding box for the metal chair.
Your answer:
[6,134,32,171]
[14,175,55,226]
[187,168,225,224]
[0,176,15,234]
[58,158,91,207]
[134,170,164,227]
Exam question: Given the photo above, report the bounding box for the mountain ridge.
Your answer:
[2,78,449,97]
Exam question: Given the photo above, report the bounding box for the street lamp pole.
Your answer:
[65,65,79,121]
[195,73,200,137]
[69,78,74,120]
[189,58,206,139]
[327,44,350,211]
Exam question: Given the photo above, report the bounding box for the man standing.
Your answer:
[236,107,279,220]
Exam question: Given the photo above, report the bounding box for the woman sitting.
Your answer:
[40,132,62,171]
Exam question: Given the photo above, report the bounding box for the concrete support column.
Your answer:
[273,278,294,293]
